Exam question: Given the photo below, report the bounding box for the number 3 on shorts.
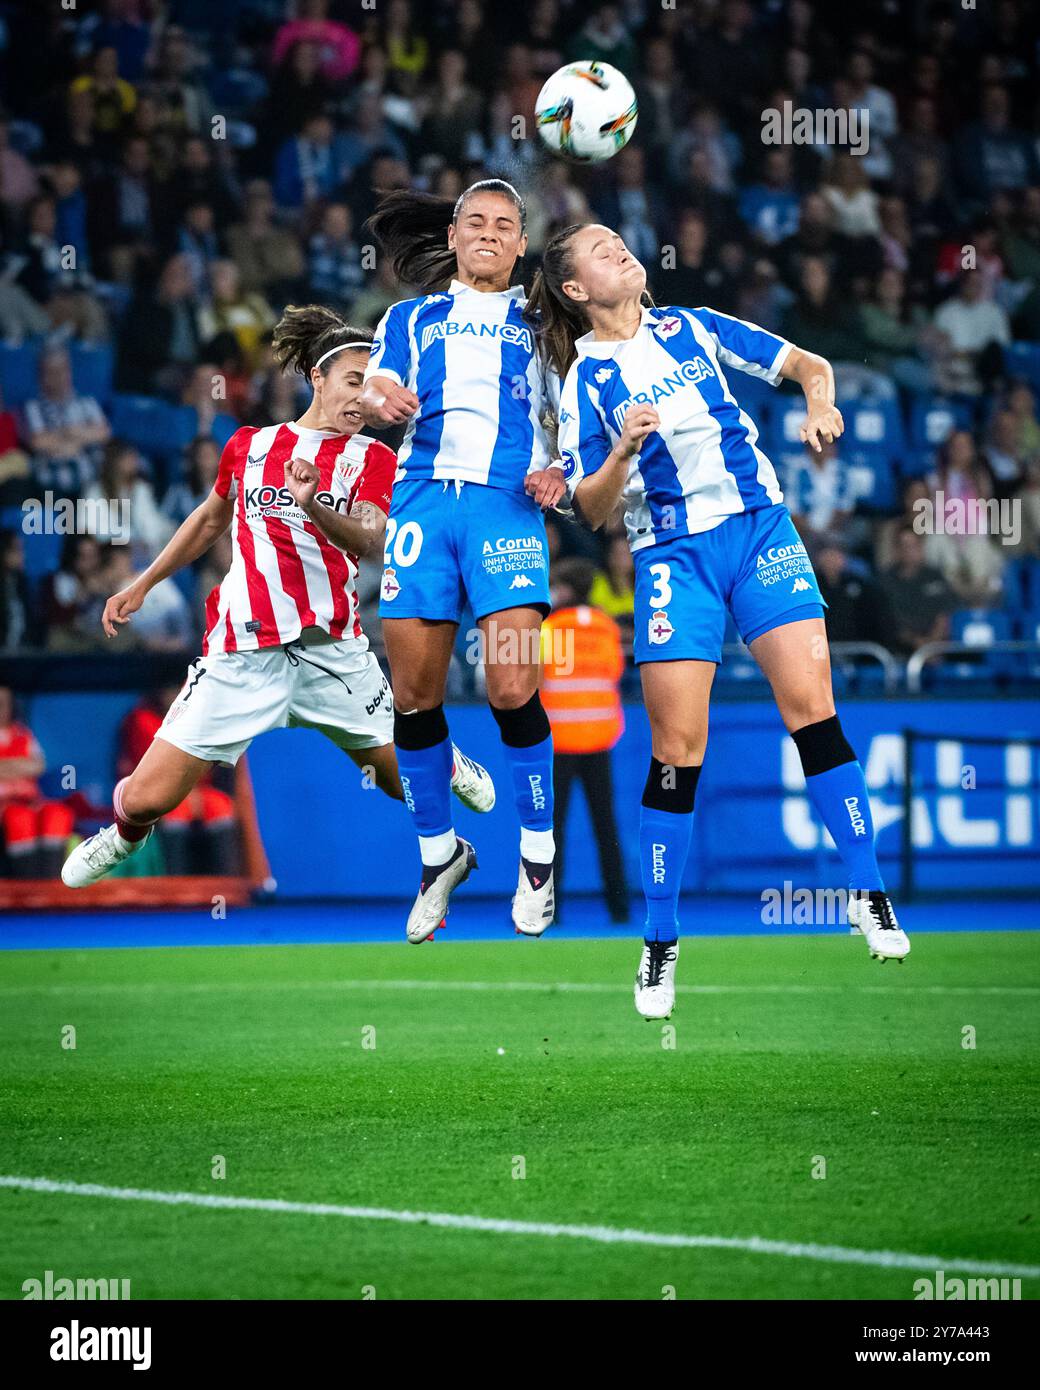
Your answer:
[648,562,672,606]
[384,519,424,568]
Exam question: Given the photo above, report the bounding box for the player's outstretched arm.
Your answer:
[359,374,419,427]
[102,488,234,637]
[574,404,659,530]
[778,346,845,454]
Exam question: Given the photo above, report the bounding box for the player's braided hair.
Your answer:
[527,223,655,380]
[367,179,527,293]
[271,304,373,378]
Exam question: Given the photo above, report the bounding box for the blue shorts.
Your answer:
[379,478,551,623]
[632,505,826,665]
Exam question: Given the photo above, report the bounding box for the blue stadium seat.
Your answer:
[906,395,975,473]
[0,341,42,407]
[948,608,1016,682]
[20,530,64,581]
[109,394,183,459]
[69,343,114,404]
[1004,342,1040,393]
[212,413,239,450]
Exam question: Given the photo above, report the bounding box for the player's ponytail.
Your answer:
[271,305,373,378]
[368,179,527,293]
[526,224,592,381]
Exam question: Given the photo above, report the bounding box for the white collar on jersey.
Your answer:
[573,306,658,359]
[448,278,526,301]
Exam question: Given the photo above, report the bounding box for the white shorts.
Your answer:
[156,639,394,765]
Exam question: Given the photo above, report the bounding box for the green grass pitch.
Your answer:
[1,931,1038,1300]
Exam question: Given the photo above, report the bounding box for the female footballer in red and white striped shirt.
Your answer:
[62,306,493,888]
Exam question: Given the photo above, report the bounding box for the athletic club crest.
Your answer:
[648,610,674,645]
[381,567,401,601]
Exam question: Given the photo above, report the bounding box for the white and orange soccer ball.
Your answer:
[534,60,638,163]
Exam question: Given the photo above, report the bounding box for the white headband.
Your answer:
[314,341,372,370]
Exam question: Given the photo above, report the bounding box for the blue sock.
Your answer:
[490,697,555,862]
[394,707,454,838]
[640,805,693,944]
[804,761,884,891]
[503,734,555,832]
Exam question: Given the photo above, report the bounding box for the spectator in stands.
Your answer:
[264,39,333,147]
[175,200,222,297]
[1011,458,1040,558]
[738,148,800,246]
[68,46,136,145]
[0,685,74,879]
[162,436,221,528]
[955,84,1038,208]
[196,260,275,373]
[589,532,635,643]
[926,435,1007,605]
[782,256,864,364]
[635,36,688,163]
[147,24,214,139]
[1007,382,1040,458]
[81,438,173,557]
[307,203,365,314]
[932,270,1011,396]
[165,136,238,227]
[543,555,629,925]
[878,524,955,656]
[0,117,39,216]
[419,50,483,168]
[597,145,667,268]
[86,134,159,283]
[662,208,738,308]
[785,438,855,544]
[272,0,361,83]
[117,253,200,395]
[22,347,110,498]
[985,408,1027,498]
[41,534,108,650]
[14,195,98,330]
[227,179,305,301]
[860,267,933,394]
[101,544,193,652]
[0,531,33,651]
[1003,185,1040,339]
[273,112,344,210]
[845,49,899,182]
[0,388,30,504]
[821,152,881,238]
[814,535,889,646]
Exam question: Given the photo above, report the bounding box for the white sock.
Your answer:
[419,829,457,867]
[520,827,555,864]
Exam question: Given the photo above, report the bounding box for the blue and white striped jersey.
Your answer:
[557,305,793,551]
[365,279,558,492]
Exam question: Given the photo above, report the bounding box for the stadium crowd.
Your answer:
[1,0,1040,677]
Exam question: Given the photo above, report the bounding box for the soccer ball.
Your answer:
[534,61,638,163]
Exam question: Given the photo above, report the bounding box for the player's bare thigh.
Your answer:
[478,604,544,708]
[640,659,716,766]
[749,616,836,733]
[120,739,214,823]
[382,617,458,711]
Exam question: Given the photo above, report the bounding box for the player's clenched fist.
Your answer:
[285,455,319,508]
[618,404,659,459]
[525,465,568,510]
[360,375,420,426]
[102,584,145,638]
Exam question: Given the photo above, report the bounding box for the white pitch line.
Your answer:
[1,1175,1037,1280]
[0,979,1037,998]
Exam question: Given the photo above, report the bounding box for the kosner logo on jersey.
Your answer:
[610,357,717,431]
[243,485,350,514]
[420,320,534,353]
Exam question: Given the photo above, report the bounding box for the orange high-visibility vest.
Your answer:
[541,605,625,754]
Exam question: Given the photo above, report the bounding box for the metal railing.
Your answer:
[906,640,1040,692]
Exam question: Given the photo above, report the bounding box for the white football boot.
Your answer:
[61,823,152,888]
[847,891,910,963]
[405,838,478,943]
[449,746,495,813]
[512,860,555,936]
[635,940,679,1019]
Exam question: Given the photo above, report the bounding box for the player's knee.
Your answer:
[485,666,537,710]
[782,693,837,734]
[119,776,172,826]
[652,733,705,766]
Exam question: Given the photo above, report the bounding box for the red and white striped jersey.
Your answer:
[202,422,396,655]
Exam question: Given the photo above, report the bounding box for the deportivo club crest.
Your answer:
[654,316,681,339]
[648,610,674,645]
[381,567,401,601]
